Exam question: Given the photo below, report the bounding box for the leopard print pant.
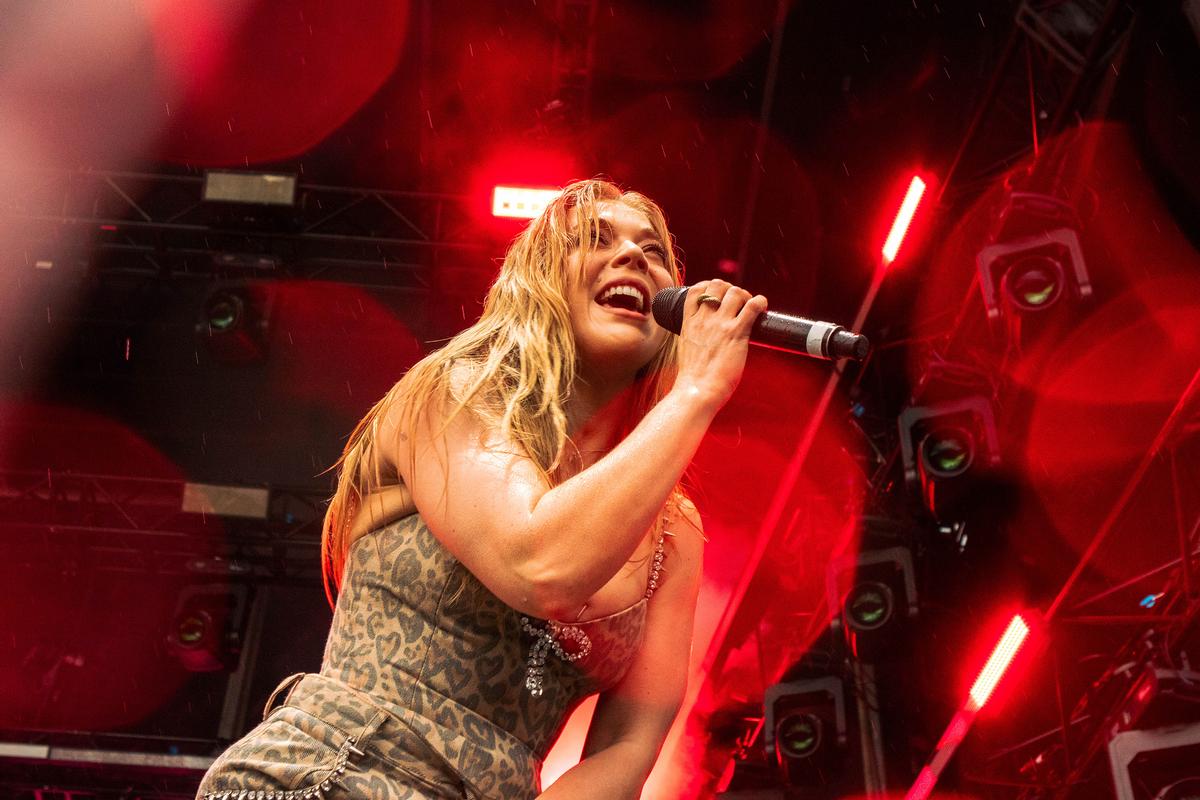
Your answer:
[195,673,472,800]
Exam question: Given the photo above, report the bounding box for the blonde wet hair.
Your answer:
[320,178,689,605]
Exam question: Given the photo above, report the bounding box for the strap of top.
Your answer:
[644,530,667,599]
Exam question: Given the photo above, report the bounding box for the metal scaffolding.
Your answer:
[0,169,488,292]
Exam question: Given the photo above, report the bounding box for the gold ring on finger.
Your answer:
[697,293,721,308]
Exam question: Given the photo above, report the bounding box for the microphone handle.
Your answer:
[648,286,870,361]
[752,311,870,360]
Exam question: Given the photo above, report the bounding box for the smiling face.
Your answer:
[565,200,677,384]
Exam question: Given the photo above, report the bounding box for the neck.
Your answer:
[565,371,640,459]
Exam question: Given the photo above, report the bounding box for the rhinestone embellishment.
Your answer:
[645,530,666,598]
[522,526,668,697]
[202,735,363,799]
[520,617,591,697]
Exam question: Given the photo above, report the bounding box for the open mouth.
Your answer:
[595,282,650,315]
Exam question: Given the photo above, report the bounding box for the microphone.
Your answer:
[651,286,870,361]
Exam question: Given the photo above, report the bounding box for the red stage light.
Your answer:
[905,613,1034,800]
[906,766,936,800]
[492,185,561,219]
[881,176,927,265]
[967,614,1031,711]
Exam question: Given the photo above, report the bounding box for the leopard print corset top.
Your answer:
[319,513,655,796]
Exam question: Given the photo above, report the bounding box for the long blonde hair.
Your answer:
[319,179,689,606]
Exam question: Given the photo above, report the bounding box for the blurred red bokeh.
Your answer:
[0,400,216,732]
[263,280,425,415]
[153,0,409,165]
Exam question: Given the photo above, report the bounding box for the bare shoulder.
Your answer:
[380,360,486,481]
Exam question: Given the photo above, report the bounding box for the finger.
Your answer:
[733,293,768,323]
[689,280,730,312]
[716,285,753,316]
[738,294,768,317]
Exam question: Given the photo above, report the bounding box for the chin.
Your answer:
[577,348,656,382]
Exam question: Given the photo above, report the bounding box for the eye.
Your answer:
[584,221,613,248]
[642,242,667,260]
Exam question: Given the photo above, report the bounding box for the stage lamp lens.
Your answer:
[175,611,210,647]
[845,581,894,631]
[920,426,975,478]
[777,712,822,760]
[205,292,245,332]
[1005,255,1064,311]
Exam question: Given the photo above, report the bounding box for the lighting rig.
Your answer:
[0,468,330,792]
[0,165,519,798]
[898,395,1003,524]
[826,545,919,661]
[704,3,1189,799]
[973,394,1200,799]
[1,168,485,292]
[975,191,1091,324]
[887,4,1200,790]
[764,676,849,793]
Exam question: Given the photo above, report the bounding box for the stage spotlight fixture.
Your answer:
[1108,723,1200,800]
[204,290,244,333]
[827,547,918,659]
[764,677,847,789]
[203,170,297,207]
[899,396,1000,520]
[976,191,1091,322]
[196,282,275,364]
[166,585,250,672]
[202,170,300,231]
[492,186,561,219]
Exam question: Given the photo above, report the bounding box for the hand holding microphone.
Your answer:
[652,285,870,361]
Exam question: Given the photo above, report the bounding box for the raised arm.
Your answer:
[395,280,763,619]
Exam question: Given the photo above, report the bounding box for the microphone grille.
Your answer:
[651,286,688,335]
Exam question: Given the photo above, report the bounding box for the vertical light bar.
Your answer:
[492,186,561,219]
[906,766,936,800]
[906,613,1035,800]
[967,614,1031,711]
[881,175,927,265]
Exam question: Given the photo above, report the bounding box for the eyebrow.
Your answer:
[598,218,664,246]
[637,228,664,245]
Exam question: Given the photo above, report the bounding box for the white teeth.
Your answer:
[598,284,646,312]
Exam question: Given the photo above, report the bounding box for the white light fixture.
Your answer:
[491,186,560,219]
[203,170,298,207]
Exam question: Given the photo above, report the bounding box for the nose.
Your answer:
[614,239,649,271]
